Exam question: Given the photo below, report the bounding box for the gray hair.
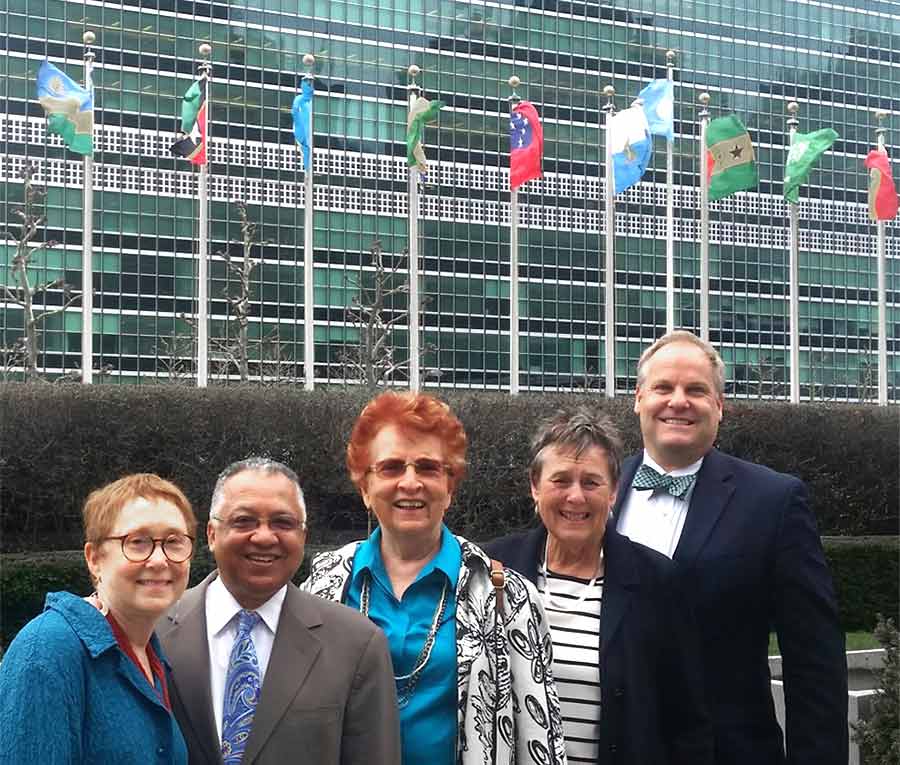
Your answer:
[209,457,306,522]
[529,406,623,488]
[636,330,726,395]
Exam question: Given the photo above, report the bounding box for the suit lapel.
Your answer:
[673,449,735,565]
[611,455,641,527]
[599,530,637,657]
[242,585,323,764]
[162,573,222,765]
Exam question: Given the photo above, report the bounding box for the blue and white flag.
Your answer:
[637,79,674,141]
[291,79,314,170]
[609,106,652,194]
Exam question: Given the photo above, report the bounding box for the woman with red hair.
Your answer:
[303,391,565,765]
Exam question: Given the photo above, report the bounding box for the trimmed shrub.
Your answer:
[3,538,895,649]
[0,545,327,648]
[0,386,897,552]
[823,537,900,631]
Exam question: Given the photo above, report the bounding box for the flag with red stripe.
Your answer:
[171,80,207,166]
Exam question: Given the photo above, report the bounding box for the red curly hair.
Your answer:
[346,391,468,493]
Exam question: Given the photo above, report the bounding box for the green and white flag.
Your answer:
[706,115,758,200]
[406,97,444,172]
[783,128,838,203]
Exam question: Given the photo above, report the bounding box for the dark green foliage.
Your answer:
[0,386,896,550]
[0,546,323,648]
[852,616,900,765]
[823,538,900,630]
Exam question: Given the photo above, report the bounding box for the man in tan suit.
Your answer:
[159,458,400,765]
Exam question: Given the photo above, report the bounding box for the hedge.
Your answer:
[1,385,896,552]
[2,538,896,650]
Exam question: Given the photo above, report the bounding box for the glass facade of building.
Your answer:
[1,0,898,399]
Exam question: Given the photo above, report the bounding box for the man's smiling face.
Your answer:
[634,341,724,471]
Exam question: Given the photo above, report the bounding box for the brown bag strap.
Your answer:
[490,559,506,613]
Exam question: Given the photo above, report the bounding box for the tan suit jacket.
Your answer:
[158,572,401,765]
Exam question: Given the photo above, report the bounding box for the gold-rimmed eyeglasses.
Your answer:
[366,458,451,480]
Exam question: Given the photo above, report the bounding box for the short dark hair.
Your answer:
[529,406,623,487]
[209,457,305,521]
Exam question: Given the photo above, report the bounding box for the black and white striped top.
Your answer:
[537,569,603,764]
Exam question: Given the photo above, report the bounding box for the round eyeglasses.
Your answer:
[104,533,195,563]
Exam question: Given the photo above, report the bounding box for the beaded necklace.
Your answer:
[359,573,450,708]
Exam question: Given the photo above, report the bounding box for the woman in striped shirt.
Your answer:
[485,406,713,765]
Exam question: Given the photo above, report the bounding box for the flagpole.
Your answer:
[665,50,676,333]
[407,64,422,392]
[602,84,616,399]
[874,109,888,405]
[786,101,800,404]
[81,31,95,384]
[303,53,316,391]
[197,43,211,388]
[508,75,521,395]
[698,92,710,342]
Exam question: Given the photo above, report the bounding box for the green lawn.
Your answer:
[768,631,880,656]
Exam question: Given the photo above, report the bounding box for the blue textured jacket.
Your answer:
[0,591,188,765]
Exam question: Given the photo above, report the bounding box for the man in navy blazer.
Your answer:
[613,331,847,765]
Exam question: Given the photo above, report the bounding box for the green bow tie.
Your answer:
[632,464,697,500]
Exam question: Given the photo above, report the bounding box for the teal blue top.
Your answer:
[346,525,461,765]
[0,591,188,765]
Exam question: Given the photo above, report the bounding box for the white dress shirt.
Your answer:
[615,451,704,559]
[205,577,287,739]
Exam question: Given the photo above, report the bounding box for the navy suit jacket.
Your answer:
[484,527,713,765]
[613,448,847,765]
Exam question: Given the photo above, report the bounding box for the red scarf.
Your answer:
[106,612,172,712]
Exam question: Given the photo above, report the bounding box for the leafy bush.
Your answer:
[0,545,326,648]
[852,615,900,765]
[0,386,896,553]
[823,537,900,630]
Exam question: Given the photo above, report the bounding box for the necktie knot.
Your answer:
[632,464,697,500]
[237,610,260,636]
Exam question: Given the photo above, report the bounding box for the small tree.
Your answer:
[181,201,290,384]
[155,332,195,384]
[340,239,413,390]
[1,163,80,381]
[853,615,900,765]
[216,200,260,383]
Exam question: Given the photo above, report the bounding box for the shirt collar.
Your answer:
[641,449,704,478]
[351,524,461,588]
[207,574,287,638]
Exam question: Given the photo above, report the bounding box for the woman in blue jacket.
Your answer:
[0,473,196,764]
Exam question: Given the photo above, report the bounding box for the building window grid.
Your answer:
[3,2,896,390]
